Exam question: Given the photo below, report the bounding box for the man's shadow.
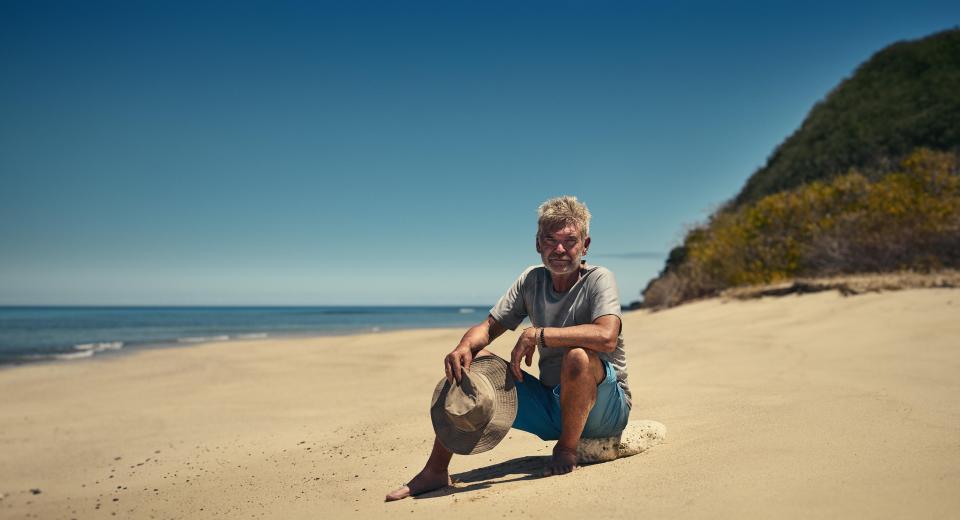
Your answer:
[412,455,550,499]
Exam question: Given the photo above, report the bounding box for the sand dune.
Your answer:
[1,288,958,518]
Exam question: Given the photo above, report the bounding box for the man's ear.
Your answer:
[535,235,542,254]
[583,236,591,253]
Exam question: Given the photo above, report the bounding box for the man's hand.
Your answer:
[510,327,538,382]
[445,345,473,384]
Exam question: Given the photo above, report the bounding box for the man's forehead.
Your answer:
[540,222,583,237]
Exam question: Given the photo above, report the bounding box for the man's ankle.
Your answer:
[421,465,448,475]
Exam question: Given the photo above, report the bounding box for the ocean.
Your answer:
[0,306,490,365]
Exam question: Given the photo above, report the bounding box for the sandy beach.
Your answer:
[2,288,959,519]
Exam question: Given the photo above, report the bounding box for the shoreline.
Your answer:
[0,306,496,367]
[0,325,446,367]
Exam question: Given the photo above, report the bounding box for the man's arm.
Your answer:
[510,314,620,381]
[445,315,508,384]
[541,314,621,352]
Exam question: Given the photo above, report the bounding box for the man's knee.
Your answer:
[561,348,604,384]
[561,348,592,379]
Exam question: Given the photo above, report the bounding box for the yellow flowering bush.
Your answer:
[644,149,960,307]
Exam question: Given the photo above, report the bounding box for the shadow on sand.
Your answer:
[412,455,550,499]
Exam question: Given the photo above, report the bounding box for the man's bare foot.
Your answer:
[384,468,451,502]
[543,446,579,476]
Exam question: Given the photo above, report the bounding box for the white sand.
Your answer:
[1,289,958,518]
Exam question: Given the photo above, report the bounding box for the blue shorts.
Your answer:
[512,360,630,440]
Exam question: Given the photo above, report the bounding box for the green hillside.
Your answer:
[641,29,960,308]
[736,28,960,206]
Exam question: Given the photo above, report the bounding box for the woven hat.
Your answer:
[430,355,517,455]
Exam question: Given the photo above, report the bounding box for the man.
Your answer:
[386,196,631,501]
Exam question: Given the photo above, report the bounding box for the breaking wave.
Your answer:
[74,341,124,352]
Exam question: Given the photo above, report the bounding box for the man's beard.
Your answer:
[545,255,580,275]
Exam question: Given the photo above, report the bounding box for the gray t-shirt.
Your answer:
[489,264,631,407]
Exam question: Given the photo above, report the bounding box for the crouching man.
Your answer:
[386,195,631,501]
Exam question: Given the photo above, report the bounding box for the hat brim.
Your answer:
[431,355,517,455]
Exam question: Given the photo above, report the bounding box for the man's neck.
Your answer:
[550,262,587,293]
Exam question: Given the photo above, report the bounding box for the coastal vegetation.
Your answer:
[641,29,960,308]
[734,28,960,206]
[643,150,960,308]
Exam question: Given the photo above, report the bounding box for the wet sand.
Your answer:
[1,288,958,518]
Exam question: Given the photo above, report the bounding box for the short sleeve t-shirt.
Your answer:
[489,264,631,407]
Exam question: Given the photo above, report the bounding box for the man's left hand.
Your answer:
[510,327,538,381]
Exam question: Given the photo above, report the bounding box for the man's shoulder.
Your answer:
[582,265,620,292]
[517,264,547,280]
[583,264,615,279]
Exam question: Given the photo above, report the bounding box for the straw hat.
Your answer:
[430,355,517,455]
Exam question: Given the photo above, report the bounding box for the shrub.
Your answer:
[642,149,960,308]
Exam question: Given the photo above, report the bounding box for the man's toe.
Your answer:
[543,462,577,476]
[385,486,411,502]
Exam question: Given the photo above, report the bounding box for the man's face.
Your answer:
[536,223,590,276]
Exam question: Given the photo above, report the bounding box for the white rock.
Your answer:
[576,419,667,463]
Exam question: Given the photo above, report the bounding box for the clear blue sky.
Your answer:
[2,1,958,305]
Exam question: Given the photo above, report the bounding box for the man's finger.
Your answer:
[444,357,454,385]
[453,355,463,383]
[525,348,534,367]
[511,348,523,381]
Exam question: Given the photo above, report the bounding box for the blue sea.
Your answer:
[0,306,490,365]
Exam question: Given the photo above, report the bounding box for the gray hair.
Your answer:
[537,195,591,238]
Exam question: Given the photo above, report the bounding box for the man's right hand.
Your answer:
[444,345,473,385]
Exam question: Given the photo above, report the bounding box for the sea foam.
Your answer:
[74,341,124,352]
[177,335,230,343]
[54,350,95,360]
[39,341,128,361]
